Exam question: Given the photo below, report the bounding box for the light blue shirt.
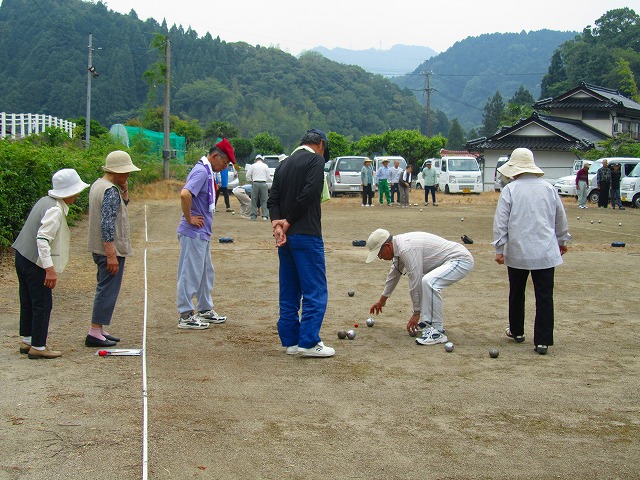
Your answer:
[422,166,438,186]
[376,165,391,181]
[493,174,571,270]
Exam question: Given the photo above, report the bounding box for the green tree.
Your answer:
[327,132,352,158]
[480,91,505,137]
[205,121,239,142]
[604,58,640,102]
[252,132,283,154]
[447,119,466,150]
[229,137,253,166]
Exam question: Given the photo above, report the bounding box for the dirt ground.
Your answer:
[1,188,639,480]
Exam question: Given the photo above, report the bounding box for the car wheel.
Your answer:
[445,184,450,194]
[634,194,640,209]
[588,190,600,204]
[415,183,422,189]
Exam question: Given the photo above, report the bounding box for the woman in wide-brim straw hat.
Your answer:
[12,168,90,359]
[86,151,140,348]
[492,148,571,356]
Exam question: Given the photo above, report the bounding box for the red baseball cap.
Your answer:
[216,138,236,164]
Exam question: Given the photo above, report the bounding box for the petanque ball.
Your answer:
[347,329,356,340]
[576,217,580,220]
[366,317,375,327]
[590,220,594,224]
[489,348,499,358]
[619,223,622,226]
[461,218,464,221]
[444,342,454,352]
[420,209,423,212]
[347,290,355,297]
[598,220,601,223]
[337,330,347,339]
[409,330,418,337]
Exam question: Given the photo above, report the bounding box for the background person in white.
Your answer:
[246,155,270,221]
[366,228,474,346]
[493,148,571,355]
[389,160,403,205]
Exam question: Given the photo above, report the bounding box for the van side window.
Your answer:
[624,164,634,175]
[441,161,446,172]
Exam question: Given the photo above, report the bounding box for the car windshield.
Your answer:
[263,157,280,168]
[337,157,367,172]
[449,159,479,171]
[588,161,603,174]
[628,163,640,177]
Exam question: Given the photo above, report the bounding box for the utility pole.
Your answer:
[163,36,171,179]
[85,33,93,147]
[424,61,434,138]
[85,33,100,148]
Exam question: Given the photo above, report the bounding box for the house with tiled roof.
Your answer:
[466,82,640,190]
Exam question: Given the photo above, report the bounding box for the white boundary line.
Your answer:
[142,205,149,479]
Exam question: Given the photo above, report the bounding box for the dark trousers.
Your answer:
[91,254,126,326]
[390,183,400,203]
[362,184,373,205]
[598,182,610,207]
[424,186,437,203]
[215,186,230,209]
[15,252,52,347]
[507,266,555,346]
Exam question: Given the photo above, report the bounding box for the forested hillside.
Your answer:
[391,30,577,130]
[0,0,422,147]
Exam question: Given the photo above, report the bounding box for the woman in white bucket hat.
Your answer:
[12,169,90,359]
[492,148,571,355]
[86,151,140,348]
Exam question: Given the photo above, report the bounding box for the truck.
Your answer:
[416,150,482,194]
[620,162,640,208]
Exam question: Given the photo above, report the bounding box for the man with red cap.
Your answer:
[176,138,235,329]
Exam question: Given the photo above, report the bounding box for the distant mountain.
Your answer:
[391,30,578,131]
[307,45,437,76]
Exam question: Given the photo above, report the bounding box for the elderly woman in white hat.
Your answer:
[12,169,90,358]
[86,151,140,348]
[492,148,571,355]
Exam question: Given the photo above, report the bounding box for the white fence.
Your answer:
[0,112,77,139]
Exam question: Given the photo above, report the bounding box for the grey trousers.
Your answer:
[91,254,126,326]
[176,233,215,315]
[251,182,269,219]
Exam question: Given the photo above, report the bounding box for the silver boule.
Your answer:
[489,348,499,358]
[366,317,375,327]
[444,342,454,352]
[346,329,356,340]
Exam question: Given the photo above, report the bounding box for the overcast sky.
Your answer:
[101,0,631,56]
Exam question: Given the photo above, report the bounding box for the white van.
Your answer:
[419,156,481,194]
[620,162,640,208]
[372,156,407,191]
[554,157,640,203]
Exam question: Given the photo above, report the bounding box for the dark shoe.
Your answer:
[620,207,625,210]
[505,327,525,343]
[534,345,548,355]
[20,342,31,354]
[27,346,62,359]
[85,335,117,347]
[103,333,120,342]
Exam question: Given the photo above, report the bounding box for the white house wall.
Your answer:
[481,150,579,191]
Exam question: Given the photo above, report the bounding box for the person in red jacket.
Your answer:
[575,162,590,208]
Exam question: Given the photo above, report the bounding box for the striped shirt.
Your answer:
[382,232,473,311]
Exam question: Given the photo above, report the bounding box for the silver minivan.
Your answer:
[327,156,371,195]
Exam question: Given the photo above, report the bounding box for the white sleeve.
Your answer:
[36,206,63,269]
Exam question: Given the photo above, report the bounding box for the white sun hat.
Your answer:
[48,168,90,199]
[366,228,391,263]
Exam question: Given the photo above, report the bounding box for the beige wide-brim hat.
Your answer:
[497,148,544,178]
[102,150,141,173]
[366,228,390,263]
[48,168,90,199]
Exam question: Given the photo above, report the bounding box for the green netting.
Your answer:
[109,124,186,162]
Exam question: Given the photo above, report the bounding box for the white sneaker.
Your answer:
[415,327,448,345]
[198,309,227,324]
[285,345,299,355]
[178,313,210,330]
[298,341,335,357]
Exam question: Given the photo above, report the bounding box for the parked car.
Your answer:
[619,162,640,208]
[554,157,640,202]
[227,163,239,189]
[327,156,371,195]
[493,156,509,191]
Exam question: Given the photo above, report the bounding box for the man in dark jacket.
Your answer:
[267,129,335,358]
[596,159,611,208]
[609,163,625,210]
